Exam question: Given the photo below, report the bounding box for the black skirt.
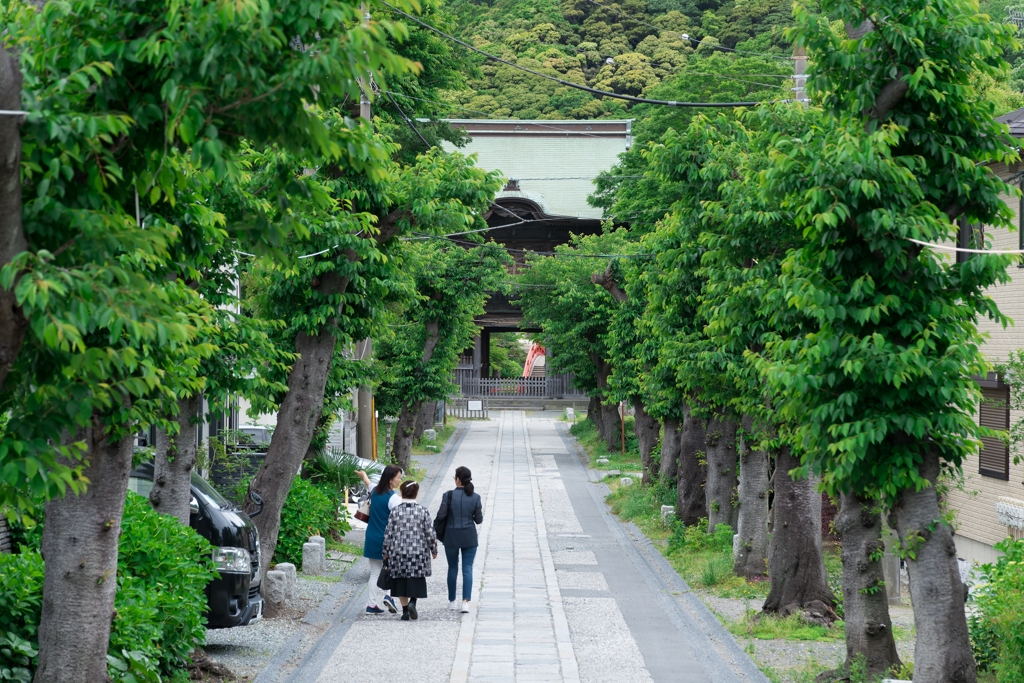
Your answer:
[389,576,428,599]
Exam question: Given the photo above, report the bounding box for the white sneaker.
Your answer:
[449,601,459,610]
[461,601,470,613]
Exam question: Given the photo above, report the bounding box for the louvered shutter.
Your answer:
[979,386,1010,480]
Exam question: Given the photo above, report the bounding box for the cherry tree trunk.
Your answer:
[676,403,707,526]
[836,492,901,679]
[391,400,421,472]
[587,396,603,437]
[659,418,681,484]
[762,446,837,625]
[246,330,337,576]
[632,396,660,486]
[34,422,134,683]
[704,414,738,532]
[601,400,622,452]
[891,450,975,683]
[733,416,769,579]
[412,400,434,441]
[150,395,201,524]
[0,50,27,394]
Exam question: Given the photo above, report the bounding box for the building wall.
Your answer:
[440,122,632,219]
[946,161,1024,563]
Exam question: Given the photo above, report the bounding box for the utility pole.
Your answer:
[793,45,808,106]
[356,1,375,461]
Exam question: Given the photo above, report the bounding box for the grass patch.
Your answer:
[327,539,362,556]
[603,476,770,599]
[569,417,643,472]
[727,611,844,642]
[412,424,457,455]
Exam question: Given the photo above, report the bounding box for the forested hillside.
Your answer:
[440,0,797,119]
[423,0,1024,120]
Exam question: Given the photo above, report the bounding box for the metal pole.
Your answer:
[620,401,625,455]
[356,3,375,461]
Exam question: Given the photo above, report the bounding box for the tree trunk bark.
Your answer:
[836,492,902,679]
[704,413,738,532]
[891,450,975,683]
[601,400,622,452]
[587,395,603,437]
[413,400,435,441]
[0,50,27,395]
[150,394,201,524]
[391,400,420,472]
[762,446,837,625]
[734,415,769,579]
[246,330,337,577]
[632,396,659,486]
[676,403,707,526]
[34,421,134,683]
[659,418,681,484]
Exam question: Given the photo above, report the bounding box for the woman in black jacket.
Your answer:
[435,466,483,613]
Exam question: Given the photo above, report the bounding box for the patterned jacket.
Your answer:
[382,501,438,578]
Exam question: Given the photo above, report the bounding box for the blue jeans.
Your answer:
[445,544,478,602]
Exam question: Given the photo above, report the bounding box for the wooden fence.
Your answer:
[446,397,489,419]
[458,373,586,399]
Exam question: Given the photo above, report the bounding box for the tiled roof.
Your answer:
[996,106,1024,139]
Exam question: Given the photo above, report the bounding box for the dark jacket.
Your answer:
[382,502,437,578]
[435,488,483,548]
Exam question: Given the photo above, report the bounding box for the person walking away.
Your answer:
[382,480,437,621]
[435,466,483,613]
[357,465,403,614]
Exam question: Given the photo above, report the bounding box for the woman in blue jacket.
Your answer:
[434,466,483,613]
[357,465,403,614]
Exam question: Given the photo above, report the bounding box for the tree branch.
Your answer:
[591,263,628,302]
[375,208,412,246]
[866,77,909,124]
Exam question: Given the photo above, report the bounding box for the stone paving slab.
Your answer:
[284,412,765,683]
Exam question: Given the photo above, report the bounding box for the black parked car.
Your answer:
[128,463,264,628]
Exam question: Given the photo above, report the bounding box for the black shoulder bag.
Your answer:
[433,490,453,542]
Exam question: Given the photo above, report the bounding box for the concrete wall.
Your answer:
[946,161,1024,563]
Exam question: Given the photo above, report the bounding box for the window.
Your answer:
[979,386,1010,480]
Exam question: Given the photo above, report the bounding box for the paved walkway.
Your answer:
[282,412,765,683]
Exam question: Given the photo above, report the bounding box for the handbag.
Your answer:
[433,490,453,542]
[354,494,371,523]
[376,559,392,590]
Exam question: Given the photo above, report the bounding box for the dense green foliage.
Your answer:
[971,538,1024,681]
[489,333,529,377]
[758,0,1020,500]
[442,0,795,119]
[276,477,338,566]
[0,494,215,682]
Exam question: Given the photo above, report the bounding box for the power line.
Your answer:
[381,2,768,108]
[584,0,793,62]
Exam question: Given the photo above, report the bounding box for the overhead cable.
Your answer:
[904,237,1024,254]
[380,2,767,108]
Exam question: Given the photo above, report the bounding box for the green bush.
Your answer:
[971,537,1024,681]
[112,493,216,676]
[276,476,337,566]
[0,493,215,682]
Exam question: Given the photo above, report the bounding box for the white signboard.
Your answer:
[468,400,483,412]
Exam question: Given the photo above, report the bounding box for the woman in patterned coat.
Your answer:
[382,480,438,621]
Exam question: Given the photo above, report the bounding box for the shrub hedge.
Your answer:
[971,537,1024,682]
[0,492,215,682]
